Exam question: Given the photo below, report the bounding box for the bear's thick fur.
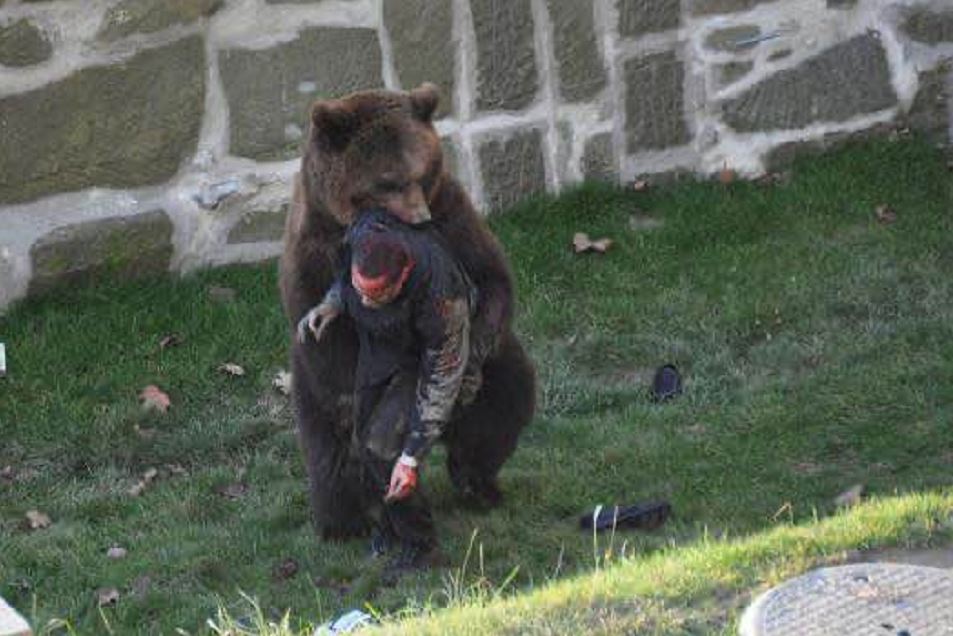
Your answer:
[279,84,536,540]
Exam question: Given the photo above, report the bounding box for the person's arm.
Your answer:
[404,292,470,460]
[385,291,470,502]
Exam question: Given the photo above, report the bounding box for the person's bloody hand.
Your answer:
[385,455,418,502]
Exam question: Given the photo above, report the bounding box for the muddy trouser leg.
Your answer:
[357,372,438,551]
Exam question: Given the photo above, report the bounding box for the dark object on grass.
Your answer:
[580,501,672,531]
[651,364,682,401]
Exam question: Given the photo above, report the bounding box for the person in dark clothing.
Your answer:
[297,209,476,566]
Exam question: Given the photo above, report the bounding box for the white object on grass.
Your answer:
[313,609,374,635]
[0,595,31,636]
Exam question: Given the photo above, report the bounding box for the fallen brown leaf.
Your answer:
[632,179,650,192]
[158,334,183,350]
[875,204,897,225]
[139,385,171,413]
[834,483,864,508]
[216,482,249,500]
[106,546,127,560]
[273,558,299,582]
[1,465,14,482]
[208,285,237,303]
[218,362,246,377]
[128,467,159,497]
[127,481,147,497]
[718,165,736,185]
[131,575,152,597]
[96,587,120,607]
[165,463,188,476]
[273,370,292,396]
[572,232,613,254]
[25,510,51,530]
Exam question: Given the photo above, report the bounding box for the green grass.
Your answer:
[1,137,952,635]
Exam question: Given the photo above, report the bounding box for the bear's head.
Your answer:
[303,83,444,227]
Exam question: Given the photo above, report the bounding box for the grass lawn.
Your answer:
[1,137,952,635]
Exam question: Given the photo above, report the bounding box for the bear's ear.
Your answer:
[310,100,355,149]
[409,83,439,122]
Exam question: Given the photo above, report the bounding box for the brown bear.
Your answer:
[279,83,536,540]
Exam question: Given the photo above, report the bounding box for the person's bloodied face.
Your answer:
[351,231,415,308]
[351,264,410,307]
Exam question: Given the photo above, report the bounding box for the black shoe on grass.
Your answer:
[651,364,682,402]
[580,501,672,531]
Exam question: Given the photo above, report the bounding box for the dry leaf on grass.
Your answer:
[632,179,650,192]
[718,165,736,185]
[158,334,183,350]
[127,482,146,497]
[834,483,865,508]
[273,370,292,395]
[106,546,127,560]
[131,575,152,597]
[96,587,120,607]
[273,558,299,582]
[218,362,246,377]
[215,482,249,500]
[25,510,51,530]
[572,232,613,254]
[139,385,170,413]
[128,467,159,497]
[1,465,14,482]
[875,204,897,225]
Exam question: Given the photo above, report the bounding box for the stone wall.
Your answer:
[1,0,951,310]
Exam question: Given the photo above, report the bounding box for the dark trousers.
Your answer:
[355,372,437,550]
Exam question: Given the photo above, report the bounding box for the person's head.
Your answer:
[351,227,415,308]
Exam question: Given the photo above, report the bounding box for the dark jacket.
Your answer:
[331,209,476,459]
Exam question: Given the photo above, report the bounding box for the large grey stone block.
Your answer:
[29,210,174,294]
[479,128,546,213]
[902,7,953,45]
[471,0,539,112]
[618,0,680,37]
[220,28,383,161]
[624,51,690,152]
[226,207,289,244]
[716,61,754,89]
[582,132,618,183]
[902,63,951,146]
[689,0,774,15]
[0,18,52,67]
[723,34,897,133]
[548,0,606,102]
[98,0,223,41]
[0,36,205,205]
[384,0,454,118]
